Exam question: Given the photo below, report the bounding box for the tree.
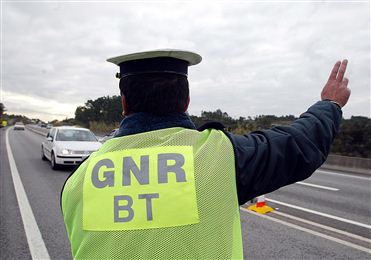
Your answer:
[73,96,371,158]
[331,116,371,158]
[75,96,122,127]
[0,103,5,117]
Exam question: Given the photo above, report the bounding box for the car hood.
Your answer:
[55,141,102,151]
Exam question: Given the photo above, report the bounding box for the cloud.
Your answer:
[2,1,370,121]
[2,90,80,121]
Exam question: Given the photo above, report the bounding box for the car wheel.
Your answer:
[51,152,60,170]
[41,146,47,161]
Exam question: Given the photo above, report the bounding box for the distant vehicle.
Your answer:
[1,120,7,128]
[46,123,53,129]
[99,128,119,143]
[41,123,47,128]
[14,122,25,131]
[41,126,102,170]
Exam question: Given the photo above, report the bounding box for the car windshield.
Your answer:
[15,122,24,125]
[56,129,97,142]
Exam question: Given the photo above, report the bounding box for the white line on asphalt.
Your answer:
[5,128,51,260]
[317,170,371,181]
[240,207,371,254]
[266,198,371,230]
[273,211,371,244]
[295,181,339,191]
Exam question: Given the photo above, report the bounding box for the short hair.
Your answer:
[119,73,189,115]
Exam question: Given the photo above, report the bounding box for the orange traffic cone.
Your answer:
[247,195,274,214]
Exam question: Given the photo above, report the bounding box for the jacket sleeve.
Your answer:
[226,100,342,205]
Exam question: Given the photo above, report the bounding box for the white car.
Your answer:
[14,122,25,130]
[41,126,102,170]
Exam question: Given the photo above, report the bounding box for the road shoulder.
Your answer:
[0,128,32,259]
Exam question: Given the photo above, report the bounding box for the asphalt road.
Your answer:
[1,126,370,259]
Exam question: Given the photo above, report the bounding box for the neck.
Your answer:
[115,112,196,137]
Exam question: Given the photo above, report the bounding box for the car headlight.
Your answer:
[61,149,71,155]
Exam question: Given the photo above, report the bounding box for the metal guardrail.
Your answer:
[25,125,48,136]
[322,154,371,175]
[326,154,371,169]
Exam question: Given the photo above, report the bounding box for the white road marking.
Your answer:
[240,207,371,254]
[317,170,371,181]
[296,181,339,191]
[273,211,371,244]
[266,198,371,230]
[5,128,50,260]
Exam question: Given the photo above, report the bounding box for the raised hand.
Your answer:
[321,60,351,108]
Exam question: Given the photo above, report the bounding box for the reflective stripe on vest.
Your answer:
[62,127,243,259]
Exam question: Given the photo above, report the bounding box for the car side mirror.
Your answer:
[47,136,53,142]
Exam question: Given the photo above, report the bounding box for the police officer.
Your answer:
[61,49,350,259]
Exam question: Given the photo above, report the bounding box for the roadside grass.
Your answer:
[89,121,120,136]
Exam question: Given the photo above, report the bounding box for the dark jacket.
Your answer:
[115,100,342,205]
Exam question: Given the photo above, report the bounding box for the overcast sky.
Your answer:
[1,0,370,121]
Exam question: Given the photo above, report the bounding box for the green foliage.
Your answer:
[2,114,32,125]
[0,103,5,117]
[191,110,296,133]
[73,96,371,158]
[75,96,122,127]
[49,118,77,126]
[200,109,237,128]
[89,121,120,136]
[331,116,371,158]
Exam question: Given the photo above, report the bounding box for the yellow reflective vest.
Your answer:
[61,127,243,259]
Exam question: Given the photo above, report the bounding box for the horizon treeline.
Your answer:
[1,96,370,158]
[73,95,370,158]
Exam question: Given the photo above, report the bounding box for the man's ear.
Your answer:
[121,95,130,116]
[184,96,190,112]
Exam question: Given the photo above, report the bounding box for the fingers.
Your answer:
[336,59,348,82]
[322,60,351,107]
[329,61,341,80]
[342,77,349,88]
